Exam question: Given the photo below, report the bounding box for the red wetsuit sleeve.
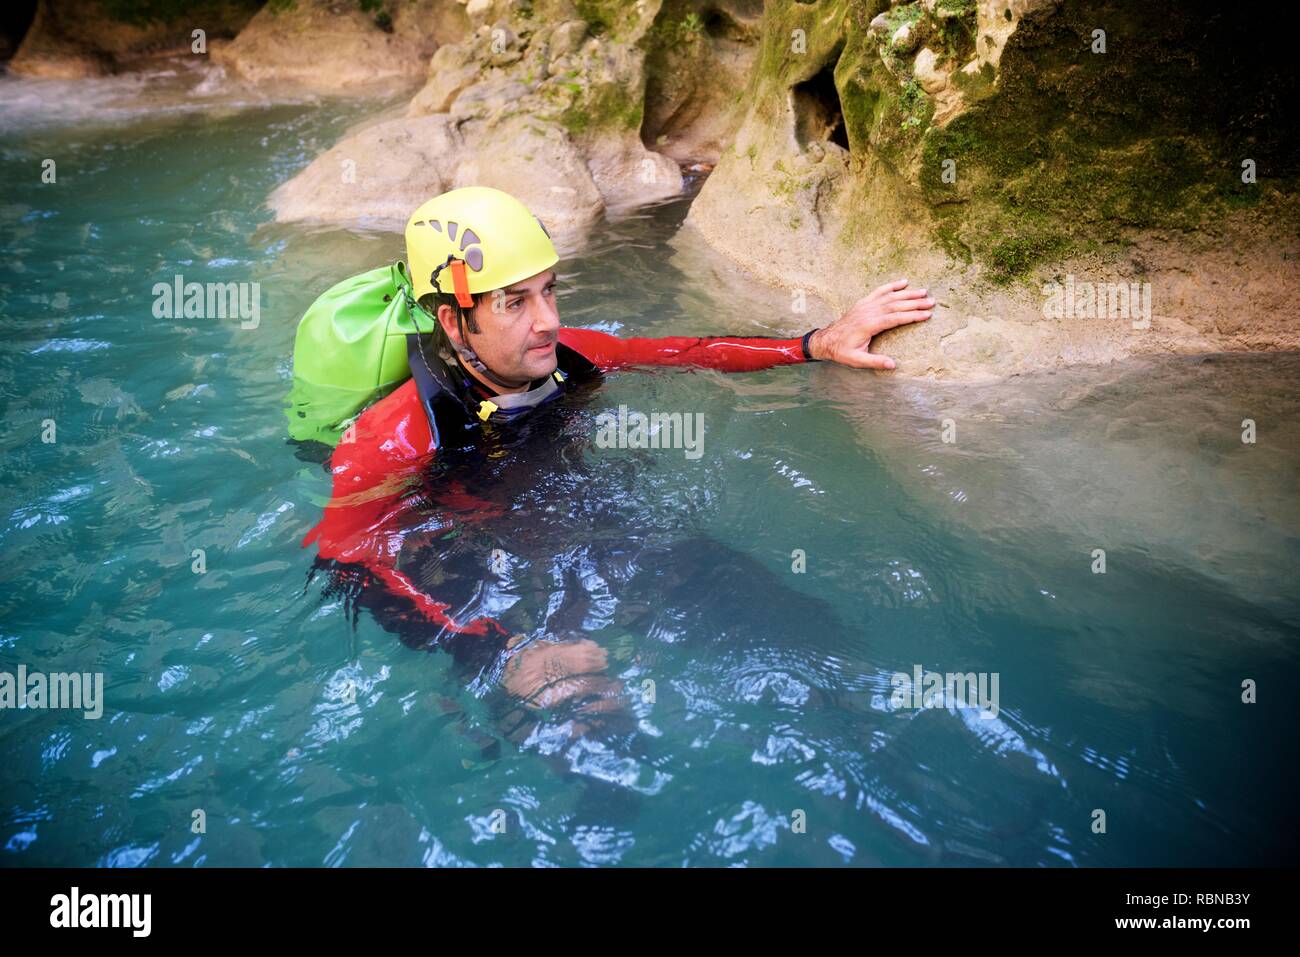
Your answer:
[557,327,809,372]
[301,379,508,639]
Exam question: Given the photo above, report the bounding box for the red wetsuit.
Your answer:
[302,328,813,639]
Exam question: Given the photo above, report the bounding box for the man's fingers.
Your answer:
[857,312,930,338]
[885,287,930,304]
[852,348,894,369]
[842,350,897,371]
[887,295,934,312]
[866,278,909,301]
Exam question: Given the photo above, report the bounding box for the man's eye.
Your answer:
[508,299,524,310]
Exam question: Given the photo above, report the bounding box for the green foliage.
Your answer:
[574,0,617,39]
[931,6,977,66]
[986,233,1069,282]
[897,78,925,131]
[936,0,976,16]
[934,219,972,263]
[649,12,708,50]
[1217,176,1262,210]
[357,0,392,31]
[560,77,644,136]
[883,2,924,33]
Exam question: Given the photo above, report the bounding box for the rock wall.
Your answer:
[640,0,763,163]
[270,0,748,243]
[213,0,466,92]
[9,0,260,77]
[684,0,1300,377]
[12,0,1295,378]
[265,0,1300,378]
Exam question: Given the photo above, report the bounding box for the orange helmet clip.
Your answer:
[449,259,474,308]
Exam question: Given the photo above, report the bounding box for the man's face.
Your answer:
[439,268,561,384]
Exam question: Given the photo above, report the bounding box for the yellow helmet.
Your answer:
[405,186,558,305]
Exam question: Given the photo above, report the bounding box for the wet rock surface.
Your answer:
[13,0,1294,379]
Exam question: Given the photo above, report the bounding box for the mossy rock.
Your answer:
[912,0,1299,280]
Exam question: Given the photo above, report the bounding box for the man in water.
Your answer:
[303,185,933,730]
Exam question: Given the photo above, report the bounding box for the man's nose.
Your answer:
[533,294,560,334]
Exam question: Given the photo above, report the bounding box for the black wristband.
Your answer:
[800,328,821,362]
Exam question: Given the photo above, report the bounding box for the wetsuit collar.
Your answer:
[447,350,566,418]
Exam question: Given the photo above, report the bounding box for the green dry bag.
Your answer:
[285,261,435,446]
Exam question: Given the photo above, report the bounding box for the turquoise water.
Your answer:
[2,69,1298,867]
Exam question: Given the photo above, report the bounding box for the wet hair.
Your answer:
[418,290,486,337]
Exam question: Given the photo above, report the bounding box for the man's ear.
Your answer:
[436,303,462,347]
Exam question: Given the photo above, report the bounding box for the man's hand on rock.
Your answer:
[809,279,934,370]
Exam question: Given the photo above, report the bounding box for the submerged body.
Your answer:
[299,185,933,775]
[304,326,820,735]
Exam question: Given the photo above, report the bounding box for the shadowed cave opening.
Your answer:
[0,0,37,62]
[793,55,849,152]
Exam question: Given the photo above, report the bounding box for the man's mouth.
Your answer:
[527,341,555,353]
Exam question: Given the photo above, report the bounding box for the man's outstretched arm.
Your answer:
[557,327,811,372]
[558,279,934,373]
